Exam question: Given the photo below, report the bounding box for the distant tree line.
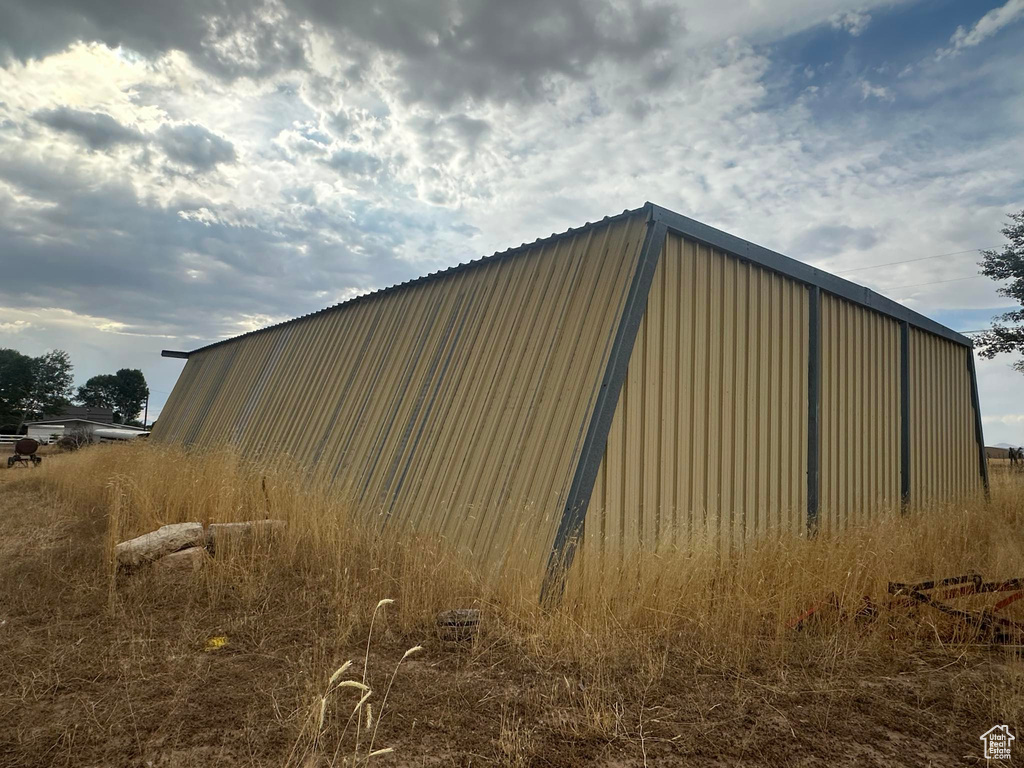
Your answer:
[0,347,149,431]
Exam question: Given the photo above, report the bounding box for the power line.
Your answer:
[834,246,1000,275]
[886,275,985,291]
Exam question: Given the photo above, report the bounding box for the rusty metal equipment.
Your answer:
[888,573,1024,643]
[7,438,42,468]
[788,572,1023,644]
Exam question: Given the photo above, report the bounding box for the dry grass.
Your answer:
[0,442,1021,766]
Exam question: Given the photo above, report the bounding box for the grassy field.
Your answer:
[0,444,1021,766]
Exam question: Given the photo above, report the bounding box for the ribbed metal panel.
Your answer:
[583,232,809,565]
[156,204,989,591]
[152,212,650,574]
[819,294,901,531]
[909,328,983,506]
[153,353,200,441]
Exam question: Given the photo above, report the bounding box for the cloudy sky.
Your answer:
[0,0,1022,442]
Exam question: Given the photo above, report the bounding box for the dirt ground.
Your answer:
[0,461,1020,767]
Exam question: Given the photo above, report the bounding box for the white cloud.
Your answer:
[936,0,1024,59]
[858,79,894,101]
[830,10,871,36]
[229,313,292,334]
[0,307,173,338]
[984,414,1024,425]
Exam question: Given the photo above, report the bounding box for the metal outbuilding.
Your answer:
[155,203,988,591]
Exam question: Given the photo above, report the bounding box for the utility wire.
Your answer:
[886,275,985,291]
[834,246,1000,275]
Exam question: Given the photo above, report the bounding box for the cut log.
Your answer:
[115,523,205,569]
[205,519,286,554]
[151,546,208,577]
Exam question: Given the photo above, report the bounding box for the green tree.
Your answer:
[15,350,74,427]
[76,374,119,410]
[76,368,149,424]
[111,368,149,425]
[0,348,35,426]
[978,210,1024,373]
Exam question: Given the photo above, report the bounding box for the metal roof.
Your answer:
[162,201,971,360]
[27,418,148,430]
[163,204,649,359]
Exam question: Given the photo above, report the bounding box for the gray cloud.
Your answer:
[157,123,237,170]
[298,0,681,107]
[0,149,419,341]
[33,106,145,149]
[442,115,490,150]
[0,0,306,79]
[324,148,384,177]
[790,224,882,260]
[0,0,682,107]
[32,108,235,172]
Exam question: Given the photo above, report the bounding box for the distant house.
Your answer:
[26,418,149,444]
[59,405,115,424]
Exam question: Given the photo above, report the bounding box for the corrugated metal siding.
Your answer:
[909,329,983,506]
[153,213,650,574]
[819,294,901,531]
[583,232,809,566]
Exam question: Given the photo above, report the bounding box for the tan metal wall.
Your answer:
[156,210,986,584]
[909,328,983,506]
[153,212,650,574]
[582,232,809,566]
[819,294,901,531]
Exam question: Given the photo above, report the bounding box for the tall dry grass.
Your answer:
[34,441,1024,671]
[6,441,1023,763]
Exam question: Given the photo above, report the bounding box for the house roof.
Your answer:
[162,201,972,361]
[59,405,114,422]
[27,418,148,431]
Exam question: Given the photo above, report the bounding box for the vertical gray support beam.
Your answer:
[807,286,821,536]
[900,321,911,511]
[966,348,990,496]
[540,215,669,606]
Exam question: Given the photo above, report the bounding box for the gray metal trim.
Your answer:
[540,213,668,605]
[967,348,990,495]
[161,350,189,359]
[807,286,821,535]
[900,321,911,509]
[649,205,972,348]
